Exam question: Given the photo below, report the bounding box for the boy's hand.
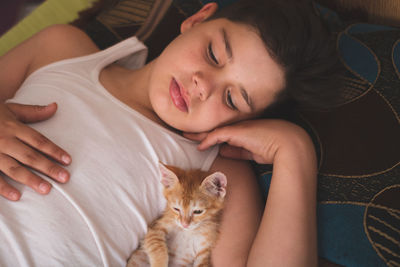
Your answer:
[184,119,314,165]
[0,102,71,201]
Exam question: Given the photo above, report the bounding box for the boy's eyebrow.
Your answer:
[222,28,254,111]
[222,28,232,60]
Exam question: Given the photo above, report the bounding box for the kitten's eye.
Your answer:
[193,210,203,215]
[226,89,237,110]
[208,43,219,65]
[173,207,180,212]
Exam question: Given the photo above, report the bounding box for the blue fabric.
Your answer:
[347,23,398,34]
[338,32,378,84]
[258,172,272,200]
[317,204,386,266]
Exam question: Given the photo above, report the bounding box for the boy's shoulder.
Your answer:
[28,24,100,75]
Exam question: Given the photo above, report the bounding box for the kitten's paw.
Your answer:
[127,249,149,267]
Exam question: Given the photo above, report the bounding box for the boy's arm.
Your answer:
[0,25,99,201]
[0,24,99,101]
[187,119,318,267]
[209,156,263,267]
[240,121,318,267]
[248,129,318,267]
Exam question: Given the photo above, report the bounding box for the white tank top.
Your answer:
[1,37,218,267]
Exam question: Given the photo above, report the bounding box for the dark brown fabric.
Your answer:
[300,89,399,176]
[319,258,345,267]
[144,5,183,61]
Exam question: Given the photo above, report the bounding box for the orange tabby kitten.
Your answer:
[127,163,227,267]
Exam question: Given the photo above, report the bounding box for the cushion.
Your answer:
[79,1,400,266]
[0,0,96,56]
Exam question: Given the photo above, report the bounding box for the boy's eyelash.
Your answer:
[226,90,237,110]
[208,43,219,65]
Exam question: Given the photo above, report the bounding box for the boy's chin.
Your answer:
[169,124,212,135]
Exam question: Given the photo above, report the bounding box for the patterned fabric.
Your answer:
[257,23,400,267]
[309,23,400,267]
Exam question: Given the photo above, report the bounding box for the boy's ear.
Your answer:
[180,2,218,33]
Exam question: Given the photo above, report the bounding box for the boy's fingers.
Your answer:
[3,139,70,183]
[198,134,226,150]
[0,178,21,201]
[0,154,53,196]
[197,127,237,150]
[15,123,71,166]
[6,102,57,123]
[197,135,224,150]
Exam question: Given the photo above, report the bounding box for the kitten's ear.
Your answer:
[159,163,179,189]
[201,172,227,199]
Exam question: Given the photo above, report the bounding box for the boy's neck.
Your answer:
[99,61,180,134]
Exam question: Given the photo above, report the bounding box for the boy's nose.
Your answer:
[193,72,211,101]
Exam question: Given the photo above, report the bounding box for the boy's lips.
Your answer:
[170,78,189,112]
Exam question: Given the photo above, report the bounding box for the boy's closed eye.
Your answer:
[208,43,219,65]
[206,29,254,113]
[207,41,238,110]
[226,89,237,110]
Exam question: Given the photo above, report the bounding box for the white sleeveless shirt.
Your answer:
[0,37,218,267]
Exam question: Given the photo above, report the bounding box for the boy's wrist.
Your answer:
[271,122,315,158]
[273,126,317,174]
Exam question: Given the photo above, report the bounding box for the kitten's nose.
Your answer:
[181,221,190,228]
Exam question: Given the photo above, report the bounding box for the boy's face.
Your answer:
[148,5,285,133]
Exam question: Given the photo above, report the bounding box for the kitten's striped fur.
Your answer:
[127,163,227,267]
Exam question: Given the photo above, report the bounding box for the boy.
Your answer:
[0,0,338,266]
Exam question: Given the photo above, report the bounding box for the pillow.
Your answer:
[81,1,400,266]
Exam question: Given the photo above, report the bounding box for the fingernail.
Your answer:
[39,182,50,193]
[9,192,19,200]
[58,170,68,182]
[62,155,71,164]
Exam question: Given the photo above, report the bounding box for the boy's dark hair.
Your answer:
[210,0,343,114]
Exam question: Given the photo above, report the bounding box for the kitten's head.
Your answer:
[159,163,227,230]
